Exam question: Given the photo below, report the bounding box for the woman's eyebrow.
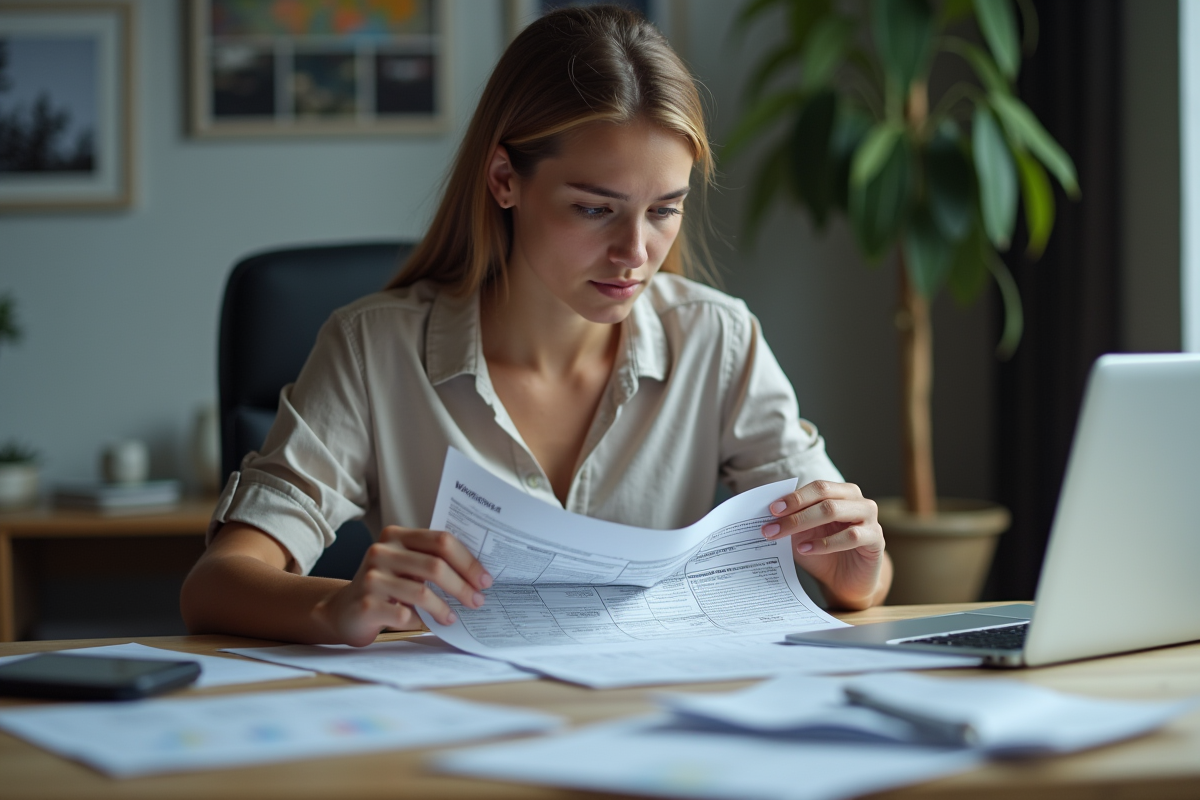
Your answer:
[567,182,690,202]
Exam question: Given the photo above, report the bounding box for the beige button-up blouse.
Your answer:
[209,273,843,575]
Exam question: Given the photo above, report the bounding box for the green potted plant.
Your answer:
[0,293,38,510]
[725,0,1078,602]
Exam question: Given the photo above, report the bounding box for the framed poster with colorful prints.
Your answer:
[0,2,134,212]
[188,0,449,138]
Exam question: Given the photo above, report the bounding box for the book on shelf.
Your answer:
[52,480,182,511]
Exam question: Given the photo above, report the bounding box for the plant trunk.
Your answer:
[897,254,937,515]
[897,80,937,516]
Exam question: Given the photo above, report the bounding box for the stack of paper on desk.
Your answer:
[659,673,1200,755]
[0,684,561,777]
[418,449,979,686]
[224,635,536,689]
[438,715,982,800]
[438,673,1200,799]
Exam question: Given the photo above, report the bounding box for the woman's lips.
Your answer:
[590,280,641,300]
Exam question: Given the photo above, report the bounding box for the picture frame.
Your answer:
[187,0,450,138]
[0,2,134,212]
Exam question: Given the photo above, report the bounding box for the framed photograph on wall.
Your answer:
[0,2,134,212]
[188,0,450,138]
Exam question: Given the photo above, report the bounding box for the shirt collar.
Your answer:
[425,286,481,386]
[423,282,670,387]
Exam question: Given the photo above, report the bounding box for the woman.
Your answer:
[181,5,891,646]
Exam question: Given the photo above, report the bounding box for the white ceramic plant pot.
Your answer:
[0,462,39,509]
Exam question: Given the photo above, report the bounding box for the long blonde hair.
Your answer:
[388,4,713,294]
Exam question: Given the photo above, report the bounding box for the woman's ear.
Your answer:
[486,145,518,209]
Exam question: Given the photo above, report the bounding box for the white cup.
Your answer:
[101,440,149,484]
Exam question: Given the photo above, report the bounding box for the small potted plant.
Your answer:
[726,0,1078,602]
[0,293,38,509]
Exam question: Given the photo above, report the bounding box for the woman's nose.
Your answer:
[609,216,648,270]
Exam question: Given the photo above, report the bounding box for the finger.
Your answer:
[367,544,485,610]
[398,528,493,591]
[362,568,458,626]
[768,481,864,517]
[793,524,884,556]
[764,496,877,539]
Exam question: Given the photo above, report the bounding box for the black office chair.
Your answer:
[218,241,414,579]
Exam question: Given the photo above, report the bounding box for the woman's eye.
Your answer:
[574,205,609,218]
[651,206,682,219]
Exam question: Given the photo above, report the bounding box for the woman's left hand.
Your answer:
[762,481,891,609]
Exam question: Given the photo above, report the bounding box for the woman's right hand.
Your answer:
[315,526,493,647]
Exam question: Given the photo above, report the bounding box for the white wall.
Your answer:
[0,0,505,486]
[2,0,1004,502]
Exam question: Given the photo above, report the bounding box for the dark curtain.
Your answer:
[985,0,1123,600]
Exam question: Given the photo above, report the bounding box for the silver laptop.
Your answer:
[786,353,1200,667]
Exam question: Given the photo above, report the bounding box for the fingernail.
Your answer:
[798,543,813,554]
[479,572,493,589]
[770,501,787,515]
[763,523,780,537]
[445,612,457,625]
[472,592,486,607]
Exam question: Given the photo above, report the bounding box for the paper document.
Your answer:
[438,715,981,800]
[659,673,1200,755]
[508,639,978,689]
[224,635,536,690]
[419,449,844,662]
[0,684,561,777]
[0,642,313,688]
[840,672,1200,755]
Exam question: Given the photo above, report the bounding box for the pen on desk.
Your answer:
[843,686,979,747]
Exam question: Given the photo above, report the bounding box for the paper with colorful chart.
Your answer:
[0,684,561,776]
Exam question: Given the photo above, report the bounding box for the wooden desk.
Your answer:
[0,499,215,642]
[1,603,1198,799]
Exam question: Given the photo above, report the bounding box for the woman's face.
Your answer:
[492,119,695,325]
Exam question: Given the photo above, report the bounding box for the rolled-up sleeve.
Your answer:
[208,311,376,575]
[718,310,843,494]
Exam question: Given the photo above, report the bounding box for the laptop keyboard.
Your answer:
[903,622,1029,650]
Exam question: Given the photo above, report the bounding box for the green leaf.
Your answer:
[988,253,1024,359]
[786,0,835,48]
[904,203,955,296]
[850,134,914,258]
[723,89,802,163]
[991,93,1080,197]
[1015,0,1039,53]
[1014,149,1055,257]
[925,123,974,242]
[972,105,1018,249]
[941,36,1008,95]
[829,106,873,211]
[802,16,854,90]
[940,0,975,25]
[972,0,1020,80]
[947,218,991,305]
[789,90,838,227]
[872,0,935,95]
[744,139,791,248]
[744,41,803,104]
[851,122,903,186]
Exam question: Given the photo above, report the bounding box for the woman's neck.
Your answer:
[480,265,619,377]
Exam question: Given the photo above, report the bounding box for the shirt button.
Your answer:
[525,474,540,489]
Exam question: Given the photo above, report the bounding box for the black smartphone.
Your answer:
[0,653,201,700]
